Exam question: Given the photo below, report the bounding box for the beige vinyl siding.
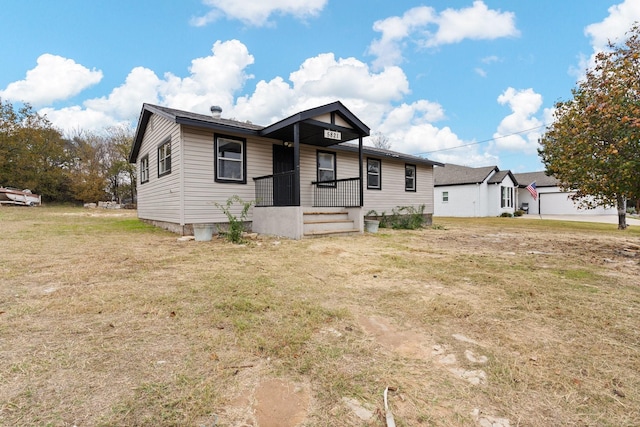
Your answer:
[136,115,182,223]
[181,127,274,224]
[301,146,434,214]
[139,116,435,225]
[363,160,434,215]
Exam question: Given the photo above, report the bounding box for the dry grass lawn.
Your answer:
[0,206,639,426]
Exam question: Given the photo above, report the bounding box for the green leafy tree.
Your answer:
[67,132,109,203]
[0,99,72,201]
[103,125,136,204]
[539,24,640,229]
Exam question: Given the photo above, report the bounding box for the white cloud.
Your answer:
[426,1,519,47]
[475,68,487,77]
[481,55,500,64]
[230,52,412,127]
[83,67,161,120]
[0,54,102,106]
[34,40,254,134]
[572,0,640,79]
[191,0,327,27]
[368,6,435,69]
[12,40,487,166]
[368,1,519,68]
[39,106,123,135]
[584,0,640,52]
[159,39,255,113]
[492,87,545,155]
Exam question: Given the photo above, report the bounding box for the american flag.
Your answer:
[526,181,537,200]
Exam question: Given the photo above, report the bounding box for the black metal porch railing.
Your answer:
[311,177,361,207]
[253,170,296,207]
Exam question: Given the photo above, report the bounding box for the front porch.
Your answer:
[249,101,370,239]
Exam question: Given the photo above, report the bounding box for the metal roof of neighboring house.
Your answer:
[434,163,499,186]
[512,171,559,188]
[129,102,442,167]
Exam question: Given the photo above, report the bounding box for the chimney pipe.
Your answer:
[210,105,222,119]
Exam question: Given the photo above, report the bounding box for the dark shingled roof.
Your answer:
[129,102,443,167]
[512,171,559,188]
[488,170,512,184]
[434,164,498,186]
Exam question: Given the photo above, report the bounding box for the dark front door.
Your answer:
[273,145,295,206]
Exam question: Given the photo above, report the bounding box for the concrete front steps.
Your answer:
[303,209,362,238]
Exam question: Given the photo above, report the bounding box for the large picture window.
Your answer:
[367,158,381,190]
[158,140,171,177]
[317,151,336,185]
[140,155,149,184]
[405,164,416,192]
[215,135,246,183]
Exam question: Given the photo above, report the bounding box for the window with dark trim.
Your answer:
[501,186,513,208]
[215,134,246,183]
[367,158,381,190]
[158,140,171,177]
[140,155,149,184]
[405,164,416,191]
[317,150,336,186]
[442,191,449,202]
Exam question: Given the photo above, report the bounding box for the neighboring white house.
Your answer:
[513,171,617,215]
[433,164,517,217]
[128,101,443,239]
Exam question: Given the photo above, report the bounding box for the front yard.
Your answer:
[0,207,638,426]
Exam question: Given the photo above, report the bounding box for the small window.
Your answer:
[442,191,449,202]
[405,164,416,192]
[215,135,246,183]
[140,155,149,184]
[158,140,171,177]
[317,151,336,186]
[367,158,381,190]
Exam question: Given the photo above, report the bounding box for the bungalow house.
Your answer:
[513,171,617,215]
[128,101,443,239]
[433,164,517,217]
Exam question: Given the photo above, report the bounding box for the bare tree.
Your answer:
[370,131,392,150]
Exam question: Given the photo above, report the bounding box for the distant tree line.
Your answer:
[0,99,136,204]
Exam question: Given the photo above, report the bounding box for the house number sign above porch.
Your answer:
[324,129,341,140]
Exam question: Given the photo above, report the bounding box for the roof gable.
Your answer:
[434,164,499,186]
[129,103,263,162]
[487,169,517,185]
[259,101,370,147]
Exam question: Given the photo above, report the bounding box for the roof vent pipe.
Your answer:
[210,105,222,119]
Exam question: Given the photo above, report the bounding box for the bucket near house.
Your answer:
[364,219,379,233]
[193,223,214,241]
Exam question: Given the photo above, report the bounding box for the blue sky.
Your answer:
[1,0,639,172]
